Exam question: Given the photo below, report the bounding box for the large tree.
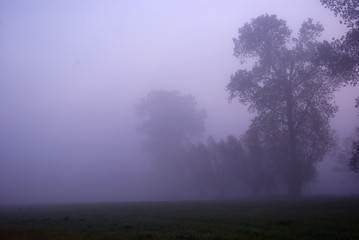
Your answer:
[227,15,338,196]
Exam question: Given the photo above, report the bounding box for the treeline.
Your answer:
[136,90,313,199]
[136,0,358,199]
[188,133,279,198]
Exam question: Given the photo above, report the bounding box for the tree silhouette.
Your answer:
[349,129,359,173]
[136,90,206,192]
[320,0,359,174]
[227,15,337,196]
[189,135,247,198]
[241,117,283,196]
[216,135,244,197]
[320,0,359,28]
[188,140,214,198]
[319,0,358,87]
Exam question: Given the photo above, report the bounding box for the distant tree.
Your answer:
[227,15,338,196]
[336,134,358,171]
[188,140,214,198]
[349,129,359,172]
[189,135,244,198]
[136,90,206,190]
[216,135,244,196]
[334,133,359,190]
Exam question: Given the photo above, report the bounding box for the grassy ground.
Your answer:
[1,196,359,239]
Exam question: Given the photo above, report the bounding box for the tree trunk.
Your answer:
[286,81,303,197]
[287,129,302,197]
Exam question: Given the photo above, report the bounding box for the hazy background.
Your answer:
[0,0,358,204]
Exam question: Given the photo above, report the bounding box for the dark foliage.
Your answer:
[320,0,359,174]
[349,128,359,172]
[320,0,359,28]
[228,15,337,196]
[319,0,358,86]
[188,136,244,198]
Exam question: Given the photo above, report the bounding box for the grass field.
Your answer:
[1,196,359,239]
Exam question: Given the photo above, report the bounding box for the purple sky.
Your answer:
[0,0,358,204]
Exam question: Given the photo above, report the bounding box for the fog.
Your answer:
[0,0,358,204]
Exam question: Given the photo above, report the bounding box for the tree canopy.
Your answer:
[319,0,358,94]
[320,0,359,175]
[227,14,337,196]
[320,0,359,28]
[137,90,206,145]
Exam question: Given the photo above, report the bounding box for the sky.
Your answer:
[0,0,358,204]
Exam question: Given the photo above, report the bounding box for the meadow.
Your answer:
[1,196,359,239]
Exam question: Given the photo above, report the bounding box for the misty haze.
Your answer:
[1,0,359,239]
